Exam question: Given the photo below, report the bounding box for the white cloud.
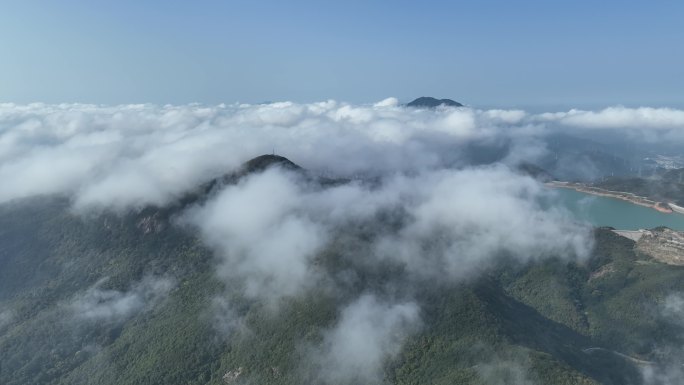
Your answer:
[374,166,592,281]
[184,164,591,302]
[211,296,247,338]
[0,308,15,329]
[182,168,328,301]
[546,107,684,129]
[536,106,684,142]
[663,293,684,318]
[70,276,174,323]
[476,354,537,385]
[373,97,399,108]
[639,293,684,385]
[0,100,546,210]
[483,109,528,124]
[310,294,421,384]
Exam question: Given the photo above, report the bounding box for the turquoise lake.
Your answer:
[549,188,684,231]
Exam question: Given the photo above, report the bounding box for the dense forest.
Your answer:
[2,160,684,385]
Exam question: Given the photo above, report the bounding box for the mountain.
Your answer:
[406,96,463,108]
[240,154,301,174]
[517,162,554,182]
[1,156,684,384]
[593,168,684,206]
[536,134,638,182]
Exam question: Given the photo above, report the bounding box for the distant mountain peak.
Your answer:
[407,97,463,108]
[240,154,302,174]
[166,154,303,210]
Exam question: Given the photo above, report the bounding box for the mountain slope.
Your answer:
[594,169,684,206]
[1,157,683,384]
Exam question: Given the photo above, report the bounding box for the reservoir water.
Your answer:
[550,188,684,231]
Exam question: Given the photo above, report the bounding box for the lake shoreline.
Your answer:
[546,181,677,215]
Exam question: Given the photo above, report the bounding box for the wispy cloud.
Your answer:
[308,294,421,384]
[0,308,15,329]
[475,351,538,385]
[69,276,174,323]
[638,293,684,385]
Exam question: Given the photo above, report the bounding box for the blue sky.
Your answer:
[1,0,682,107]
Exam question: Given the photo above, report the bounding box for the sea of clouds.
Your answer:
[3,99,684,383]
[3,99,684,210]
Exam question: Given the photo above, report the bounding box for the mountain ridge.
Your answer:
[407,96,463,108]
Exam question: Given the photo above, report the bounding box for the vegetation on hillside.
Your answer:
[2,167,684,384]
[595,169,684,206]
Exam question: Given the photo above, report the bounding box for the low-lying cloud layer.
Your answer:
[2,101,684,210]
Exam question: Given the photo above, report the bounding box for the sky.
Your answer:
[0,0,683,107]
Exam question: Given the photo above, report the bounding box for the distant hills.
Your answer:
[407,96,463,108]
[594,168,684,206]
